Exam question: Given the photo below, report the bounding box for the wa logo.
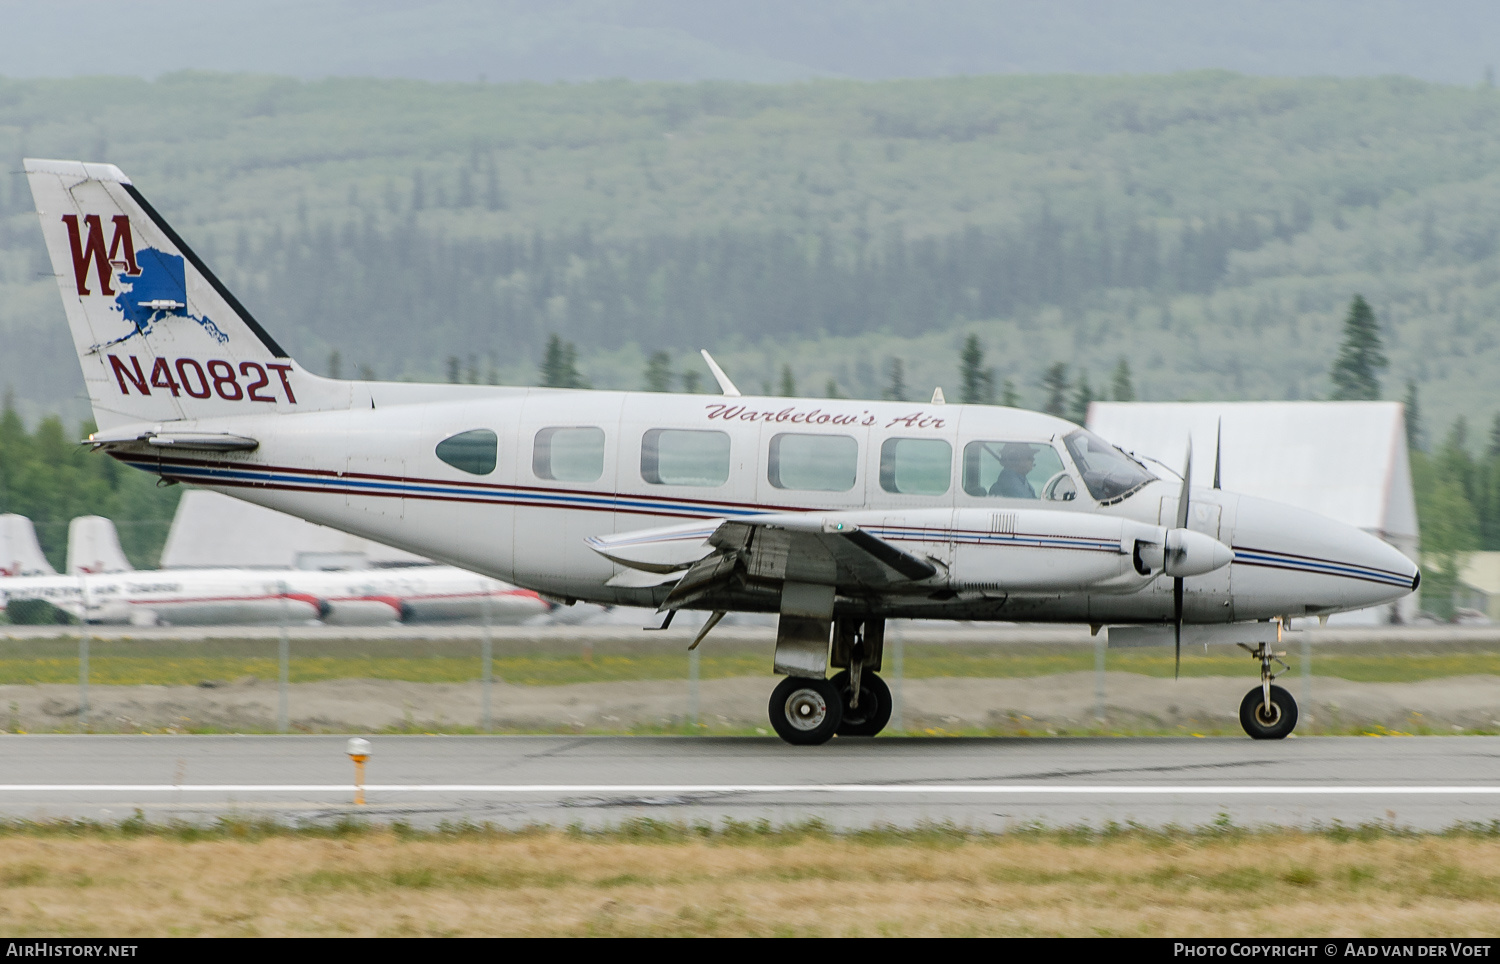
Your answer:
[62,214,229,353]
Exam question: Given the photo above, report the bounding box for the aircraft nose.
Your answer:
[1230,495,1419,616]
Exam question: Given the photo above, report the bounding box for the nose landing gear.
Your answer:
[1238,641,1297,739]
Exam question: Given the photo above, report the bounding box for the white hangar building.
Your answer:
[1087,401,1419,624]
[160,490,430,570]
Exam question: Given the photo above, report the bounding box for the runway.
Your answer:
[2,735,1499,830]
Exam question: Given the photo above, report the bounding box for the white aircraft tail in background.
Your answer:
[67,515,133,574]
[0,514,56,577]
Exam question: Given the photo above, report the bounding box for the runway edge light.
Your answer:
[346,738,371,806]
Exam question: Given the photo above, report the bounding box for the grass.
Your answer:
[1,639,1499,686]
[0,817,1498,935]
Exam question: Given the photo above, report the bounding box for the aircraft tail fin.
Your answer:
[66,516,133,574]
[26,159,337,430]
[0,514,57,576]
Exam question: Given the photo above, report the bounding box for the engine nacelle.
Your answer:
[946,511,1175,595]
[1163,528,1234,577]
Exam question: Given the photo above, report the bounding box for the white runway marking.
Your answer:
[0,784,1497,795]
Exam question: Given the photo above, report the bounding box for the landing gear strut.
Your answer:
[1238,641,1297,739]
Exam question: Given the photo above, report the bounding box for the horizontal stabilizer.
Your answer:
[86,425,258,452]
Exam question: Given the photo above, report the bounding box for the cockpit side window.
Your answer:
[1062,430,1157,503]
[962,441,1064,499]
[435,429,497,476]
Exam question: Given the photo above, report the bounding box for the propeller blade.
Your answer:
[1173,438,1191,679]
[1213,418,1222,490]
[1174,575,1183,679]
[1175,439,1192,530]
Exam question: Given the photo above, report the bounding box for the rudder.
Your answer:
[26,159,326,430]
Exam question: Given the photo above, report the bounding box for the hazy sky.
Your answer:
[0,0,1495,86]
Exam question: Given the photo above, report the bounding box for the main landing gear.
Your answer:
[767,671,894,745]
[1238,641,1298,739]
[767,614,892,745]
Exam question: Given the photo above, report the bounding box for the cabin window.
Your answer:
[533,426,605,482]
[768,433,858,491]
[1063,430,1156,503]
[879,437,951,495]
[641,429,730,486]
[435,429,497,476]
[961,440,1065,500]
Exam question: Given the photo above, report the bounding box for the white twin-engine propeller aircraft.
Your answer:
[25,159,1419,744]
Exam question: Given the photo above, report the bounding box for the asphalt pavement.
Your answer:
[0,734,1497,830]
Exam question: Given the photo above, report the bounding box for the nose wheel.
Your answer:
[1238,642,1297,739]
[768,676,842,745]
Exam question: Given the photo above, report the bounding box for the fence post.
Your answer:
[78,577,90,731]
[1094,629,1107,726]
[481,588,493,732]
[890,620,904,733]
[277,581,289,734]
[1301,632,1311,724]
[688,644,700,732]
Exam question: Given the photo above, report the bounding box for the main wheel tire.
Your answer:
[1239,684,1298,740]
[830,670,893,737]
[768,676,843,745]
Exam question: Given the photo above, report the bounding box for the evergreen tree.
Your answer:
[644,350,674,392]
[1488,413,1500,459]
[958,333,995,405]
[1041,363,1069,417]
[539,334,587,388]
[1440,417,1475,504]
[445,355,460,384]
[1068,370,1095,424]
[681,370,701,393]
[1404,379,1423,452]
[327,350,342,380]
[1001,378,1021,408]
[1111,357,1136,401]
[882,358,907,402]
[825,378,843,399]
[779,364,797,397]
[1329,294,1388,400]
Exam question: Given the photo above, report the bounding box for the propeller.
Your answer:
[1212,417,1222,490]
[1173,440,1192,679]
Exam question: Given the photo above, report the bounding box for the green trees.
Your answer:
[1111,358,1136,403]
[0,396,180,570]
[1041,363,1069,418]
[1329,295,1388,401]
[882,359,907,402]
[959,334,995,405]
[539,334,588,389]
[643,350,674,392]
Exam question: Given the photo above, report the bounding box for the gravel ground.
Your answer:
[4,671,1497,733]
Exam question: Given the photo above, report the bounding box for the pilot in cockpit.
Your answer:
[990,443,1039,499]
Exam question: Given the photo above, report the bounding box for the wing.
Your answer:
[588,514,938,611]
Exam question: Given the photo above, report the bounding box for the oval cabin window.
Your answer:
[435,429,498,475]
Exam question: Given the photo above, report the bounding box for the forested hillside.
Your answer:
[3,71,1500,434]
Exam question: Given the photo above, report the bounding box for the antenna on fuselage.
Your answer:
[699,350,742,397]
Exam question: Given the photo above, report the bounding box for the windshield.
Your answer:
[1062,430,1156,504]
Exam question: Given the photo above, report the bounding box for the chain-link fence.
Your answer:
[1,621,1497,736]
